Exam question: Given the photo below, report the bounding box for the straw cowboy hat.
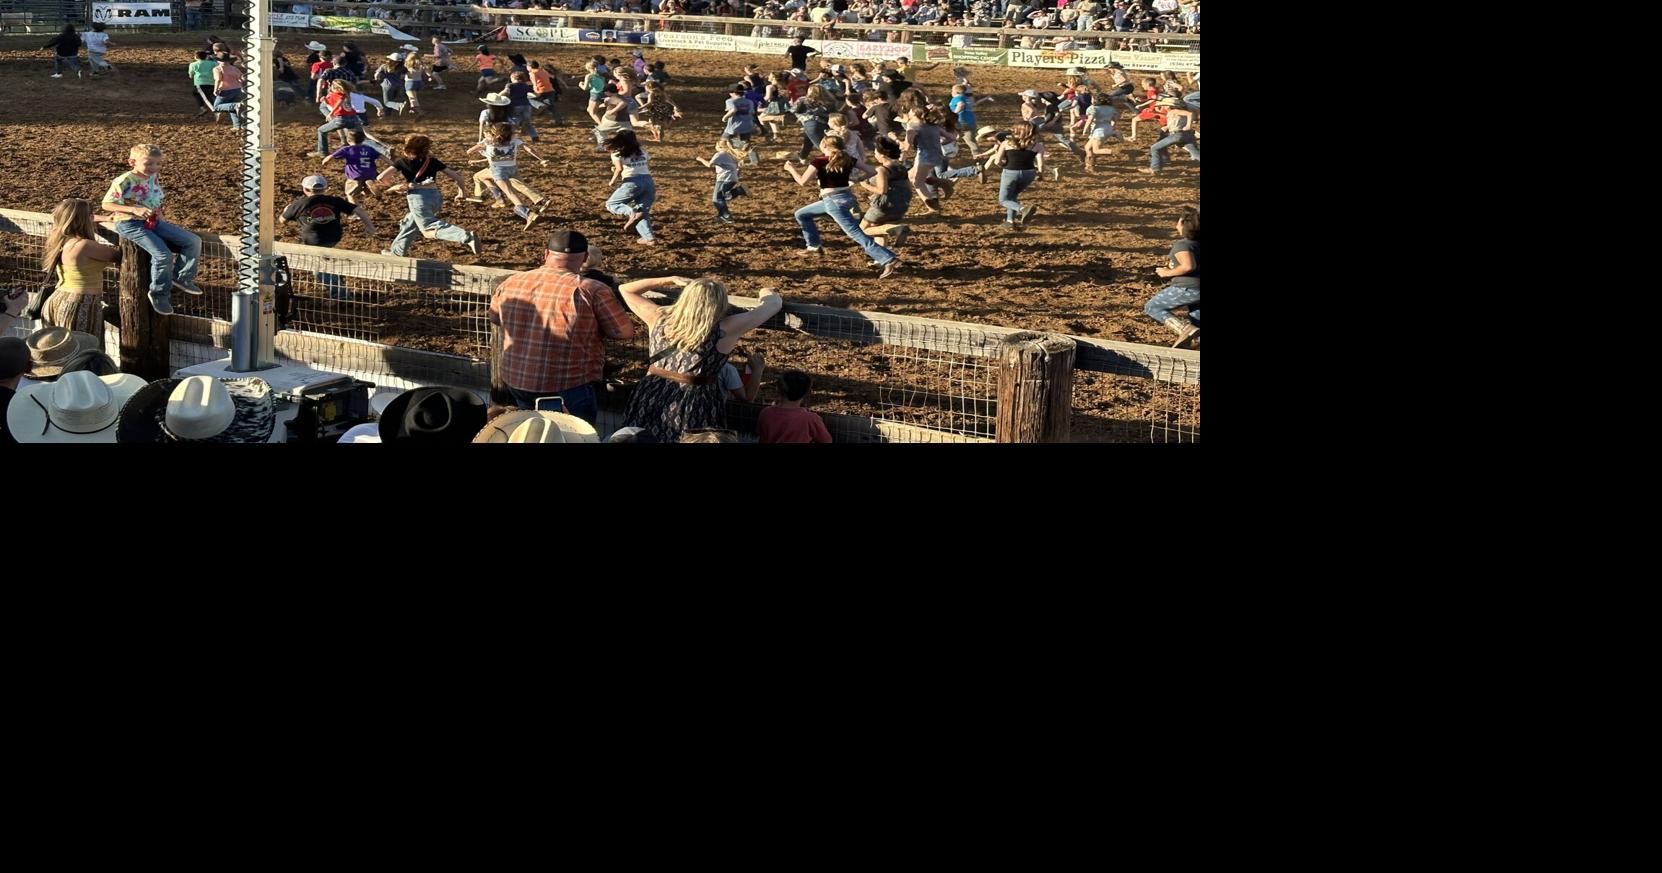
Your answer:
[472,409,599,444]
[26,326,100,378]
[116,376,276,444]
[480,93,512,107]
[7,370,146,443]
[377,387,487,443]
[305,41,328,52]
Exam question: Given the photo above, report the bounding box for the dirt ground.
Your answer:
[0,32,1199,439]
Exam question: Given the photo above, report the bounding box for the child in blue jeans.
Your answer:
[101,144,202,316]
[695,137,749,222]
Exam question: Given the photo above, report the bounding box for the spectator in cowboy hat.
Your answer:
[377,386,488,443]
[472,408,600,443]
[23,326,101,381]
[489,230,634,425]
[115,375,277,443]
[7,370,146,444]
[0,336,30,444]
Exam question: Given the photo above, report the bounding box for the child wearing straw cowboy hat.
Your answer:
[6,370,147,444]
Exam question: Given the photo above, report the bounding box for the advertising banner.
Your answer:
[92,3,172,25]
[506,25,582,44]
[269,12,309,28]
[653,31,737,52]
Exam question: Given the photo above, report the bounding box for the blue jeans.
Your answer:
[214,88,244,128]
[317,271,350,300]
[390,189,472,255]
[510,105,538,140]
[53,56,81,75]
[317,115,364,154]
[381,78,404,106]
[1150,130,1199,170]
[186,9,202,28]
[606,176,656,241]
[998,169,1035,222]
[795,191,896,265]
[713,180,736,217]
[530,93,563,122]
[1145,285,1200,326]
[508,383,598,425]
[799,118,828,158]
[113,219,201,298]
[88,51,109,72]
[1183,91,1200,112]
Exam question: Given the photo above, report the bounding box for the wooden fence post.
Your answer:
[117,238,172,381]
[995,331,1075,443]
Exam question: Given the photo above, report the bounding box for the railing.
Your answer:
[2,207,1200,442]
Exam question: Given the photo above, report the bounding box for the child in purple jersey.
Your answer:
[320,128,388,205]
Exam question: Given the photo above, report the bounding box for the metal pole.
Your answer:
[231,0,278,371]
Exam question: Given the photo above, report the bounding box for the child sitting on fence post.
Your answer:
[101,144,204,316]
[757,370,833,443]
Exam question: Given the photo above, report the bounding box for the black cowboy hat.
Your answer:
[377,387,487,443]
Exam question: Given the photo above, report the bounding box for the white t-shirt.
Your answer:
[485,138,525,167]
[82,32,109,53]
[616,151,650,178]
[709,151,738,183]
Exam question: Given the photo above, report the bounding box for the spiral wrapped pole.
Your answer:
[231,0,278,371]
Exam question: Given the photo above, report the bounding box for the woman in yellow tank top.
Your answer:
[41,198,120,335]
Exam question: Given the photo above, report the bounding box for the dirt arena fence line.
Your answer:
[2,206,1198,442]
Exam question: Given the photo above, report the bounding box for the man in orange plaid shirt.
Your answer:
[489,230,635,424]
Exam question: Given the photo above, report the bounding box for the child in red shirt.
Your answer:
[757,370,832,443]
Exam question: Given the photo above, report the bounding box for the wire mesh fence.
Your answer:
[4,206,1198,442]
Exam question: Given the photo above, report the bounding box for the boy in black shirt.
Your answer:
[279,175,374,300]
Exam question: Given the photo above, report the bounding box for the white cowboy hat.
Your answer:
[387,52,404,60]
[305,41,328,52]
[480,93,512,106]
[116,376,276,443]
[402,44,422,52]
[7,370,146,443]
[472,409,598,444]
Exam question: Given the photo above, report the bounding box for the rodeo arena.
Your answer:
[0,0,1197,445]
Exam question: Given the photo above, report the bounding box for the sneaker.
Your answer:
[380,249,403,257]
[172,280,205,296]
[50,73,62,79]
[717,214,735,223]
[623,211,644,233]
[147,291,174,315]
[1140,167,1161,176]
[1000,220,1020,231]
[886,225,910,249]
[1019,205,1038,225]
[514,205,531,220]
[466,233,481,256]
[488,200,506,209]
[636,238,657,246]
[878,259,900,280]
[797,246,823,257]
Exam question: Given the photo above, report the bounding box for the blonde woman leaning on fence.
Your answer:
[40,199,120,335]
[618,277,784,443]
